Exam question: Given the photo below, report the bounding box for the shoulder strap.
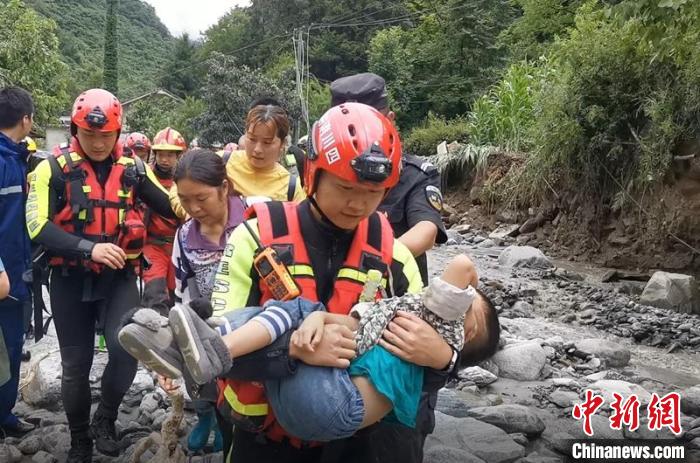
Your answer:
[175,228,191,273]
[341,212,394,282]
[222,150,233,165]
[133,156,147,177]
[60,151,93,229]
[287,174,298,202]
[176,227,201,300]
[46,155,65,196]
[248,201,292,242]
[404,154,438,176]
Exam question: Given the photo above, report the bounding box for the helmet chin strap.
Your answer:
[308,195,348,232]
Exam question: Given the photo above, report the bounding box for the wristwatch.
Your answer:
[442,346,459,373]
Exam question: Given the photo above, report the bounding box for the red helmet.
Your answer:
[305,102,401,196]
[152,127,187,152]
[71,89,122,133]
[125,132,151,152]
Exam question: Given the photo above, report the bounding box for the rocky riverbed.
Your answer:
[1,227,700,463]
[425,228,700,463]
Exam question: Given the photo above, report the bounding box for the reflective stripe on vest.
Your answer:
[336,267,388,287]
[287,264,313,277]
[218,200,394,444]
[223,384,268,416]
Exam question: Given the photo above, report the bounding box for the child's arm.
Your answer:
[221,320,273,359]
[220,304,301,359]
[292,312,358,351]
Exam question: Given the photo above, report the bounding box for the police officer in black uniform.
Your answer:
[330,73,448,286]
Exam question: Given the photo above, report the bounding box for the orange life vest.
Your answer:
[216,201,394,447]
[47,145,146,271]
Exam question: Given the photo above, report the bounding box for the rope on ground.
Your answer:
[18,348,59,392]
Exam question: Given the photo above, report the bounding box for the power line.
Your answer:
[164,4,402,78]
[153,31,294,82]
[291,2,466,126]
[311,3,469,30]
[156,1,468,84]
[328,0,409,27]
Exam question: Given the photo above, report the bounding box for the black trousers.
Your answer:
[226,421,424,463]
[50,269,139,435]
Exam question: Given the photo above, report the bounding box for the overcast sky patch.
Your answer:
[144,0,250,38]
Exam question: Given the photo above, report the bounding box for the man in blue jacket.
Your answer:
[0,86,36,437]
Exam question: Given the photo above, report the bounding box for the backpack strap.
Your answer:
[46,155,66,206]
[287,174,297,202]
[59,150,92,235]
[176,227,201,300]
[133,156,147,177]
[222,150,233,165]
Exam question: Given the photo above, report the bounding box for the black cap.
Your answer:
[330,73,388,110]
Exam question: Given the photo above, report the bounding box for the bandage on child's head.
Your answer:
[422,277,476,321]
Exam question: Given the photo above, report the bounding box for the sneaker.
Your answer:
[169,303,232,385]
[89,413,120,457]
[66,434,93,462]
[118,308,184,378]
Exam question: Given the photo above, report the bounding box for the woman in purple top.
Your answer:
[169,149,259,453]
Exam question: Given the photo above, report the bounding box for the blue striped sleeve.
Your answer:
[251,305,293,342]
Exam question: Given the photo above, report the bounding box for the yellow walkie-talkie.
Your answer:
[241,210,300,301]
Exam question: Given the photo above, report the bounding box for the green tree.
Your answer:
[500,0,587,60]
[103,0,119,94]
[194,53,301,145]
[369,0,518,127]
[126,96,204,144]
[201,8,252,58]
[159,34,202,98]
[0,0,70,125]
[201,0,408,80]
[26,0,174,100]
[368,26,419,126]
[306,78,331,129]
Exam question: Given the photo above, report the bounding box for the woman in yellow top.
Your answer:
[170,105,305,218]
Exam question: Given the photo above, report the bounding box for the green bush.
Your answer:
[511,0,700,204]
[404,114,471,157]
[467,61,543,152]
[432,143,498,186]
